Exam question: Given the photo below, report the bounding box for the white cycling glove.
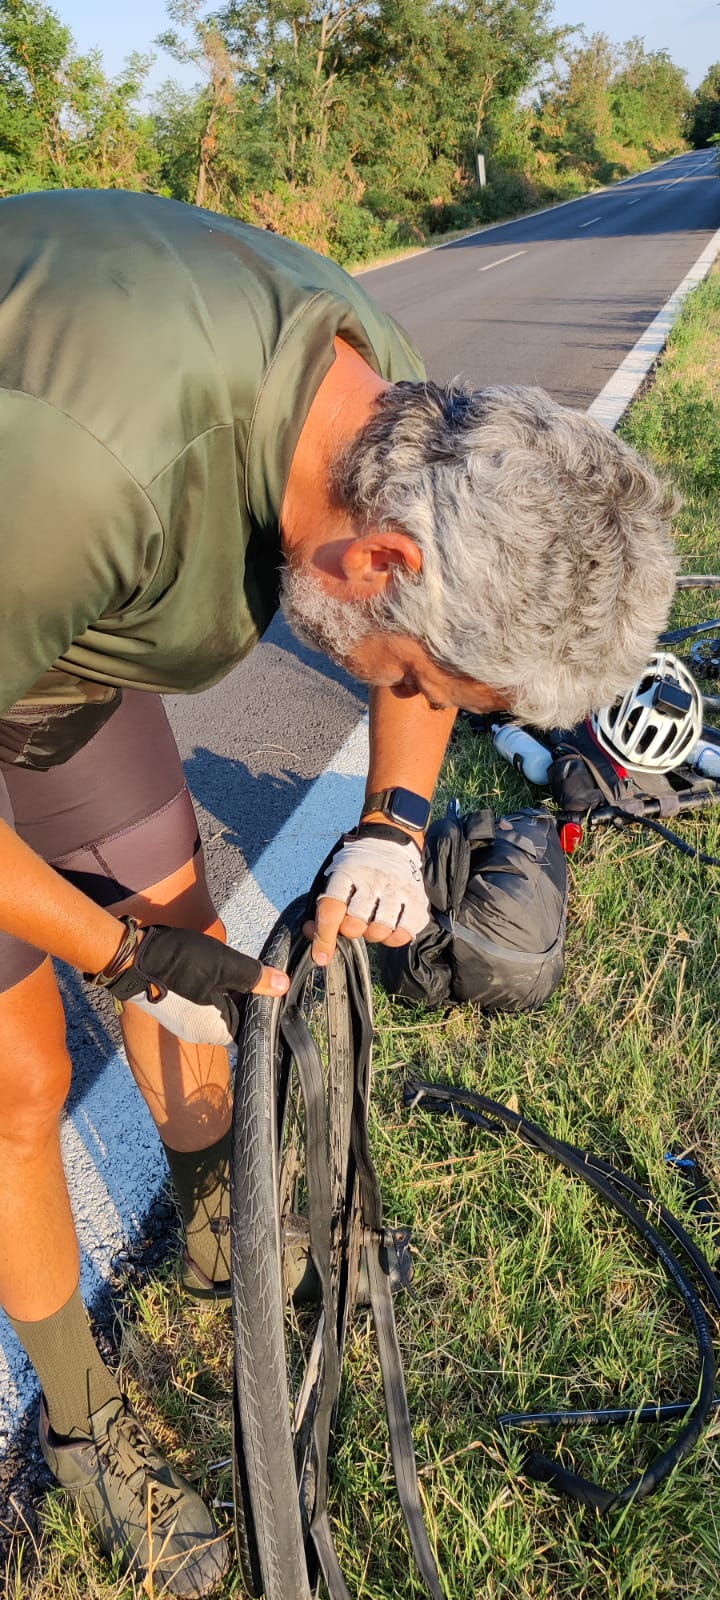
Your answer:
[121,988,237,1047]
[321,834,429,938]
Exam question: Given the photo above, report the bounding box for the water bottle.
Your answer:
[689,738,720,778]
[491,724,553,786]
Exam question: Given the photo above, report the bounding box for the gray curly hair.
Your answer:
[284,383,679,729]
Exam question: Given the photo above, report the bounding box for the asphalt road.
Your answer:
[358,147,720,404]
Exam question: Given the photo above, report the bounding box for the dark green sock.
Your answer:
[8,1285,122,1439]
[162,1129,232,1284]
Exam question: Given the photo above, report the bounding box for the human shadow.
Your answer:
[183,747,312,861]
[180,613,368,870]
[59,965,125,1115]
[264,612,368,698]
[182,746,367,882]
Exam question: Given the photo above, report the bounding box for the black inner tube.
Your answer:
[405,1079,720,1513]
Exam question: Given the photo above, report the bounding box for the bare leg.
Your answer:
[113,849,232,1152]
[0,850,231,1321]
[0,934,230,1584]
[0,958,78,1321]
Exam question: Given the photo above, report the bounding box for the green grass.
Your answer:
[9,268,720,1598]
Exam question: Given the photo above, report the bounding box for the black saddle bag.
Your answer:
[378,807,568,1010]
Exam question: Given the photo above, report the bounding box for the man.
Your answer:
[0,188,676,1595]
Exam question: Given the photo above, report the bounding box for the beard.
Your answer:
[279,563,376,667]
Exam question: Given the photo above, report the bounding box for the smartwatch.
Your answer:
[360,787,432,832]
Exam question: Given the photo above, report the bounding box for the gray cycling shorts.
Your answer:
[0,690,201,993]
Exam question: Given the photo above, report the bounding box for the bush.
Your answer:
[327,200,400,266]
[625,378,720,496]
[419,165,582,240]
[422,196,482,233]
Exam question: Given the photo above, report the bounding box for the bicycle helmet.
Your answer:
[592,652,703,773]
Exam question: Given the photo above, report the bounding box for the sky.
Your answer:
[56,0,720,97]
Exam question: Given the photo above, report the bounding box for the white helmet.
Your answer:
[592,652,703,773]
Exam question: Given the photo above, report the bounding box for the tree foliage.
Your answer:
[611,41,692,157]
[0,0,158,191]
[534,33,691,184]
[687,62,720,148]
[0,0,706,265]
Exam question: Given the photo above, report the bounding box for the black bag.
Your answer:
[378,807,568,1010]
[547,722,628,813]
[547,721,719,821]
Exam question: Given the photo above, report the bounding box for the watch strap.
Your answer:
[362,789,395,816]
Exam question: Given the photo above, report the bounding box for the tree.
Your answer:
[65,50,158,189]
[0,0,74,189]
[156,0,263,206]
[213,0,378,188]
[340,0,564,200]
[688,61,720,147]
[610,41,690,157]
[535,32,689,184]
[535,32,617,175]
[0,0,155,194]
[0,0,695,263]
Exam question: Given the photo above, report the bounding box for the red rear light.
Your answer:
[559,821,583,855]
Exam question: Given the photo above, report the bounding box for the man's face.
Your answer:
[280,561,511,714]
[343,632,512,715]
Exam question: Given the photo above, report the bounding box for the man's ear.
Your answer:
[340,530,422,594]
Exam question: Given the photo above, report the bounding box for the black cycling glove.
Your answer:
[87,923,264,1045]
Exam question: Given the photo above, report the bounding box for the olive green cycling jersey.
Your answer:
[0,189,425,722]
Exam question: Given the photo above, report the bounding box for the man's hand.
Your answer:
[305,833,430,966]
[88,925,290,1046]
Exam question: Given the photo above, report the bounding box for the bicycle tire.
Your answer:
[230,901,365,1600]
[232,1388,264,1598]
[675,574,720,590]
[669,578,720,720]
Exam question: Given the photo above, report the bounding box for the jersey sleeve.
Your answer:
[0,392,163,715]
[375,309,427,384]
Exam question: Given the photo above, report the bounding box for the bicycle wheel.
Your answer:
[659,576,720,713]
[230,900,367,1600]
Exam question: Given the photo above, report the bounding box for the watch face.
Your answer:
[389,788,431,830]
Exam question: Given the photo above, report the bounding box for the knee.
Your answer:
[113,853,225,938]
[0,962,71,1146]
[3,1066,72,1149]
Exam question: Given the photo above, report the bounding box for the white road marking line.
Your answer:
[588,224,720,431]
[222,718,370,954]
[60,1120,128,1266]
[0,1347,22,1450]
[626,198,641,206]
[477,250,527,272]
[579,216,602,228]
